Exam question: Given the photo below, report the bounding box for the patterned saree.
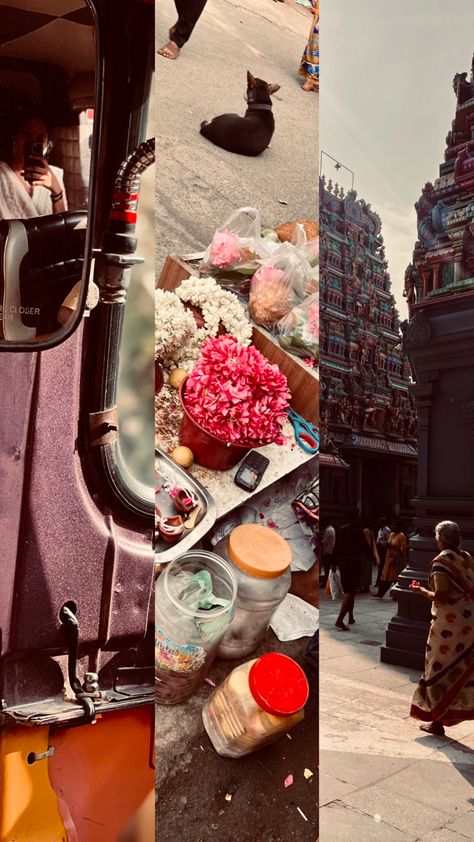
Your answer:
[411,548,474,726]
[298,1,319,86]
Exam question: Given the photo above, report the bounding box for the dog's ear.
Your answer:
[247,70,256,89]
[268,83,281,95]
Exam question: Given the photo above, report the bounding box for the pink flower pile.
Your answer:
[184,335,291,445]
[209,229,241,268]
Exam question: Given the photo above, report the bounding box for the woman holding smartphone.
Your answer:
[0,111,68,219]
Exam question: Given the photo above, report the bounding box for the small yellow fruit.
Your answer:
[171,446,194,468]
[168,368,187,389]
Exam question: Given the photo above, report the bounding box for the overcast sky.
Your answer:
[320,0,474,319]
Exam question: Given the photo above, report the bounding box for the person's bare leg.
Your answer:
[302,79,318,91]
[348,594,356,624]
[336,593,352,630]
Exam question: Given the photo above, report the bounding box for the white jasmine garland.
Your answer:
[155,288,197,364]
[155,277,253,373]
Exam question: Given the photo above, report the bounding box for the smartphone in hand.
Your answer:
[23,139,44,183]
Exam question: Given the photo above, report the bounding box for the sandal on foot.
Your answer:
[420,721,445,736]
[158,40,180,60]
[348,617,355,625]
[302,79,318,92]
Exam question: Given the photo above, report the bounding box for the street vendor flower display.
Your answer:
[183,335,291,445]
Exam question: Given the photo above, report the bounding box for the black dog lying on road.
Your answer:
[200,71,280,157]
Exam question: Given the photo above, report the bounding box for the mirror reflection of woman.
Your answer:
[0,112,68,219]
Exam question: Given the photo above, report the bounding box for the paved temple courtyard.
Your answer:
[320,592,474,841]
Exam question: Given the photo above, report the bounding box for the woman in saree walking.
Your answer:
[375,520,408,598]
[410,520,474,736]
[298,0,319,92]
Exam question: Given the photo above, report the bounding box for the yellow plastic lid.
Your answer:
[227,525,292,579]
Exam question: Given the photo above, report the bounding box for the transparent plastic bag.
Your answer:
[248,250,309,328]
[286,225,319,295]
[276,292,319,359]
[202,207,262,273]
[329,569,345,600]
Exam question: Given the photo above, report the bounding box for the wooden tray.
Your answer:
[157,255,318,425]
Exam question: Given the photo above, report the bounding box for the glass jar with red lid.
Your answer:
[202,653,309,757]
[214,524,292,659]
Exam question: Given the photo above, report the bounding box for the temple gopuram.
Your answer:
[382,54,474,668]
[319,178,417,525]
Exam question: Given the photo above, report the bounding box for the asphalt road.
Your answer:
[155,0,318,274]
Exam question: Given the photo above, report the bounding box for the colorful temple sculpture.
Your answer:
[382,54,474,668]
[319,178,417,524]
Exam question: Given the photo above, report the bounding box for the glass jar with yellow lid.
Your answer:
[214,524,291,659]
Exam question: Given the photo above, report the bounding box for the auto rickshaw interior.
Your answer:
[0,0,96,344]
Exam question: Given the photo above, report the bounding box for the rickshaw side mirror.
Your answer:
[0,0,98,351]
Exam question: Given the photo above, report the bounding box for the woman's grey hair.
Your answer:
[435,520,461,548]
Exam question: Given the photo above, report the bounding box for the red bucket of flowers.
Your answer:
[178,335,291,470]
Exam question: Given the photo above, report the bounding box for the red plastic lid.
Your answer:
[248,653,309,716]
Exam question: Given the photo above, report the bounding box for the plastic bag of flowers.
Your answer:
[276,292,319,361]
[273,221,319,281]
[248,245,314,328]
[178,335,291,470]
[200,207,270,291]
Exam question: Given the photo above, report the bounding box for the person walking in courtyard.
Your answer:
[321,518,336,586]
[333,508,374,630]
[158,0,208,60]
[410,520,474,736]
[375,519,408,598]
[375,516,391,588]
[359,519,379,592]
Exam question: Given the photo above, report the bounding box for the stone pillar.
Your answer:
[381,295,474,669]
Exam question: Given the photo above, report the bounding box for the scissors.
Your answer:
[286,409,319,454]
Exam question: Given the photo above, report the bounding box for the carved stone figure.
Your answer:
[415,182,437,246]
[453,71,473,106]
[403,310,432,348]
[403,263,417,318]
[463,227,474,276]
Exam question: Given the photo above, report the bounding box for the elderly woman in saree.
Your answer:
[410,520,474,736]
